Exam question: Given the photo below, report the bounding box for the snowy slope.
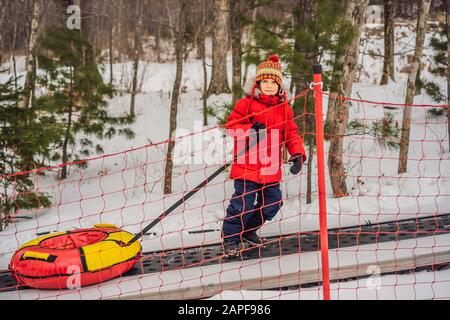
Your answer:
[209,268,450,300]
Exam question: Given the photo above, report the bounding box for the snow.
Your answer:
[209,267,450,300]
[0,22,449,299]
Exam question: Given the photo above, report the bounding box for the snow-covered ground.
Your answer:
[210,268,450,300]
[0,22,449,299]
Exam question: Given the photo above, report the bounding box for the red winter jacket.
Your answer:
[226,91,307,184]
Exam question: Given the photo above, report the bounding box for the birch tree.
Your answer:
[398,0,431,174]
[11,4,19,92]
[327,0,369,197]
[447,0,450,151]
[380,0,395,85]
[196,0,209,126]
[0,0,7,65]
[242,4,258,87]
[230,0,243,105]
[164,0,190,194]
[109,0,116,86]
[115,0,126,61]
[21,0,44,111]
[207,0,231,96]
[164,0,176,42]
[130,0,144,118]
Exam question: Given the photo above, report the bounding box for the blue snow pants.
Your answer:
[222,179,283,243]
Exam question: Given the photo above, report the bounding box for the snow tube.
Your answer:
[9,224,141,290]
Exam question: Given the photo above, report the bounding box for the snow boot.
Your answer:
[242,231,267,247]
[222,241,244,259]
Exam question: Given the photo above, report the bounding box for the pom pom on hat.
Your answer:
[268,54,280,63]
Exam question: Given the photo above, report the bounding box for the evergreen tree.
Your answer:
[420,16,449,153]
[0,75,52,231]
[36,27,135,179]
[246,0,354,94]
[245,0,355,202]
[421,21,447,103]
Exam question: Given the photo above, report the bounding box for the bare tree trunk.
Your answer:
[0,0,7,65]
[196,0,209,126]
[242,5,258,87]
[93,1,102,58]
[21,0,44,111]
[447,0,450,152]
[306,137,314,204]
[324,1,343,132]
[155,23,162,63]
[164,0,176,42]
[82,0,101,58]
[130,0,144,118]
[61,107,74,180]
[230,0,243,105]
[61,65,75,180]
[380,0,395,85]
[109,13,114,87]
[116,0,124,61]
[81,0,103,59]
[108,0,119,87]
[1,183,7,232]
[398,0,431,174]
[164,0,189,195]
[207,0,231,96]
[71,0,82,33]
[11,7,18,93]
[292,0,311,97]
[327,0,369,198]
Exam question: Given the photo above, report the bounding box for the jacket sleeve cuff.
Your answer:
[288,146,307,162]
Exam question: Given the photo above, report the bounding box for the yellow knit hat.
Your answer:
[255,54,283,87]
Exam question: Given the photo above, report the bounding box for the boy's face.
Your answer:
[259,79,279,96]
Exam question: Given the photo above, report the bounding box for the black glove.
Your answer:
[251,122,266,132]
[289,154,304,175]
[250,122,266,142]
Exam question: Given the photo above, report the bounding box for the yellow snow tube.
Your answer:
[10,224,142,289]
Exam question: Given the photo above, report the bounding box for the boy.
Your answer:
[223,54,307,257]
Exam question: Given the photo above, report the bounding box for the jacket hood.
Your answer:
[243,77,290,102]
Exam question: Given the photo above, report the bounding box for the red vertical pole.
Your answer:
[312,64,331,300]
